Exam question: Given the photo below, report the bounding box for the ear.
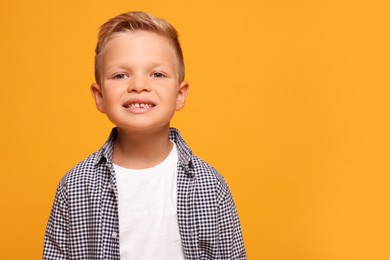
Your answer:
[175,80,189,111]
[90,83,106,113]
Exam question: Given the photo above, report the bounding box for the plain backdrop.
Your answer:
[0,0,389,259]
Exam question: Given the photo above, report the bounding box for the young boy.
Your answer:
[44,11,246,259]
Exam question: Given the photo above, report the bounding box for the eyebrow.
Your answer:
[104,62,176,72]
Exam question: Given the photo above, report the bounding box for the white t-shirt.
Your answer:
[113,143,185,260]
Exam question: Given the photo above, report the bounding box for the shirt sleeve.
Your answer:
[43,182,68,259]
[218,183,247,259]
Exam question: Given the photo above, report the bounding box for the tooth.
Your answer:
[125,103,154,109]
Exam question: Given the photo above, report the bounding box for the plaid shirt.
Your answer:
[44,128,246,259]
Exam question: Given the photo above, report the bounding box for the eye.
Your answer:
[151,72,166,78]
[113,73,128,80]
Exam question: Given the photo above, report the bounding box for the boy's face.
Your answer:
[91,30,188,132]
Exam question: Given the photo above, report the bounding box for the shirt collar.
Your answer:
[168,127,193,172]
[95,128,194,174]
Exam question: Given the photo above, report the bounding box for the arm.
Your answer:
[43,183,68,259]
[218,184,247,259]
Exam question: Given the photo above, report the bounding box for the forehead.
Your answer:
[102,30,178,64]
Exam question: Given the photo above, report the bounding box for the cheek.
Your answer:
[103,89,121,103]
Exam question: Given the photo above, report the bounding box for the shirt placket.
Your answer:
[102,161,121,259]
[177,164,200,259]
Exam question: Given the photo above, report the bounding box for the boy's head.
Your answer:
[94,11,185,86]
[90,11,189,132]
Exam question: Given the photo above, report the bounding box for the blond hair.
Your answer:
[94,11,185,85]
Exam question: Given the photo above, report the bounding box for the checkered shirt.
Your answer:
[43,128,246,259]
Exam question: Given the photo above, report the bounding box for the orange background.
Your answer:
[1,0,389,259]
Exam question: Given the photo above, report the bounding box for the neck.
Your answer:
[113,126,173,169]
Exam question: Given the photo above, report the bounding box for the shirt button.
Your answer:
[112,232,118,238]
[108,183,112,190]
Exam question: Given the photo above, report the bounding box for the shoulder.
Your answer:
[171,127,231,197]
[191,155,221,179]
[190,154,230,198]
[57,151,105,191]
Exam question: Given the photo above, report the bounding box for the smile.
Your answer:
[123,103,155,109]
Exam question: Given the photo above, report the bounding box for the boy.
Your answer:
[44,11,246,259]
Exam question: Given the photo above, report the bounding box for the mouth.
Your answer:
[122,100,156,114]
[123,102,155,109]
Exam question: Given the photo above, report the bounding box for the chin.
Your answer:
[116,123,170,133]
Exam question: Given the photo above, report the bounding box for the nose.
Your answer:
[127,75,151,93]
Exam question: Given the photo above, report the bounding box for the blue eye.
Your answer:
[113,73,128,79]
[152,72,165,78]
